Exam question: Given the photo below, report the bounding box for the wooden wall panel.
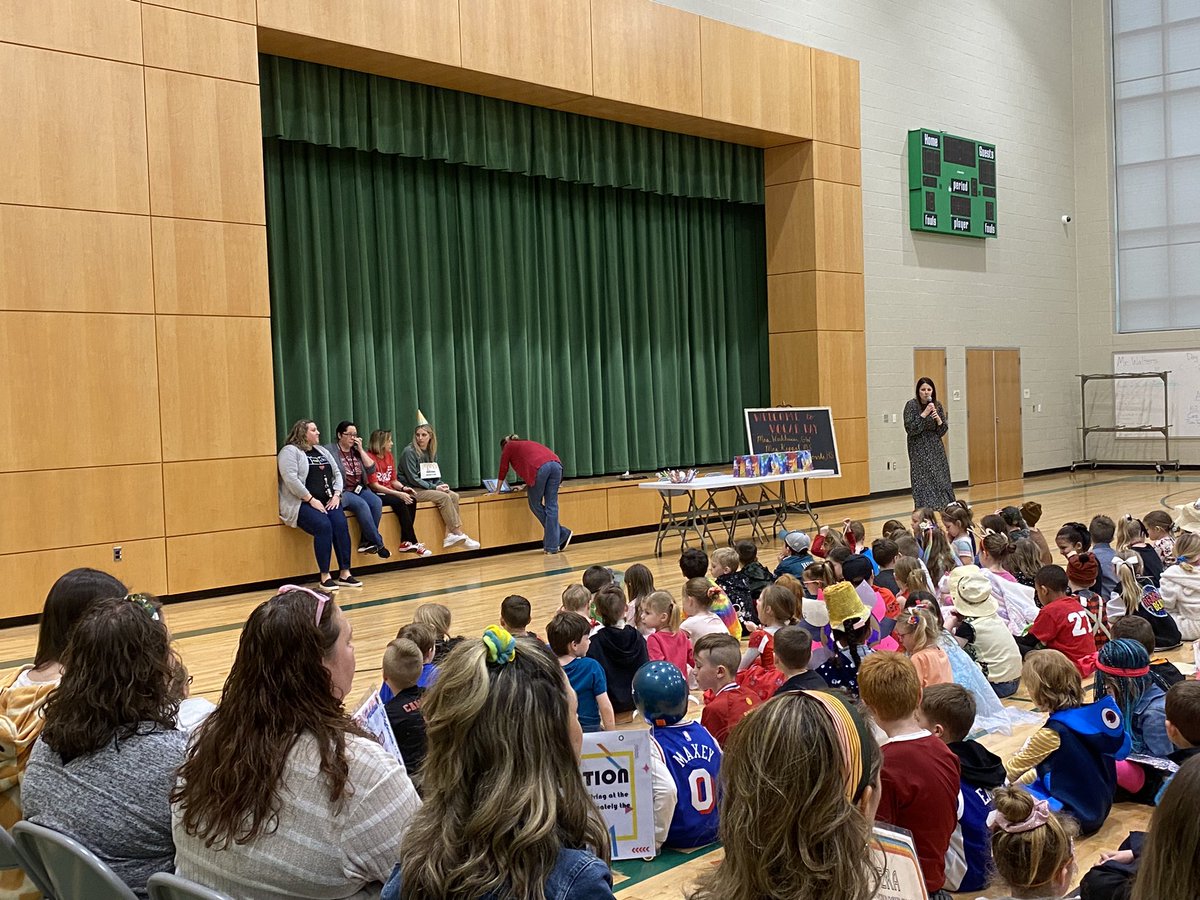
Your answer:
[0,312,160,472]
[834,417,869,464]
[590,0,701,117]
[821,460,869,501]
[0,44,148,213]
[143,68,265,223]
[0,465,164,555]
[2,539,168,617]
[812,181,864,273]
[607,485,672,533]
[0,0,142,63]
[141,4,258,83]
[256,0,460,67]
[152,219,269,316]
[765,142,860,188]
[767,332,820,407]
[142,0,254,24]
[155,315,276,461]
[163,457,278,535]
[816,331,867,418]
[459,0,592,97]
[477,491,610,548]
[0,206,153,313]
[764,180,814,275]
[166,526,312,594]
[812,49,861,148]
[767,272,864,334]
[700,18,811,139]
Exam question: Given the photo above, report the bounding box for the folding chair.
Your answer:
[12,820,136,900]
[147,872,235,900]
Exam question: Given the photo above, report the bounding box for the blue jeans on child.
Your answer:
[528,460,569,552]
[991,678,1020,699]
[340,488,385,548]
[296,503,353,573]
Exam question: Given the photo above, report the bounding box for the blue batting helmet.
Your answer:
[633,661,689,726]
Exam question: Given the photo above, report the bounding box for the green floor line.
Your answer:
[612,843,721,891]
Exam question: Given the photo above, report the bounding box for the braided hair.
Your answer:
[1094,638,1153,740]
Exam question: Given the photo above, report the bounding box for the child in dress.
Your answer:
[694,633,757,747]
[1005,649,1130,835]
[547,611,614,732]
[1115,515,1164,586]
[680,578,735,642]
[892,607,952,688]
[814,581,875,698]
[1143,509,1176,567]
[735,585,795,700]
[942,501,977,566]
[643,590,692,681]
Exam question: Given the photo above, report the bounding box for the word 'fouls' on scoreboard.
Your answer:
[907,129,996,239]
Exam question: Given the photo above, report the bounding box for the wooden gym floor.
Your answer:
[2,469,1197,898]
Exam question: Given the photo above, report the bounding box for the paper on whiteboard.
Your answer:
[1114,350,1200,438]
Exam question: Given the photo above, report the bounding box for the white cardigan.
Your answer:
[1159,563,1200,640]
[277,444,342,528]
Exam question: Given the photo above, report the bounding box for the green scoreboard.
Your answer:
[907,129,996,239]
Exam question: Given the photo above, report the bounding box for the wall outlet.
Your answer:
[891,413,899,423]
[1035,403,1042,413]
[883,412,889,423]
[113,546,122,562]
[952,390,961,401]
[1023,388,1031,399]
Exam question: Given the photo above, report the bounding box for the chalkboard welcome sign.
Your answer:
[744,407,841,475]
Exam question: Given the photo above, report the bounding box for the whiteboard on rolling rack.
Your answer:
[1112,350,1200,438]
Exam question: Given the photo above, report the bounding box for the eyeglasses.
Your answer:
[277,584,330,625]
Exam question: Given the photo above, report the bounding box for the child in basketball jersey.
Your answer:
[632,662,721,850]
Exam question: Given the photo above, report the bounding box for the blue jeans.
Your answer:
[296,503,352,574]
[528,461,568,552]
[991,678,1020,699]
[340,488,384,548]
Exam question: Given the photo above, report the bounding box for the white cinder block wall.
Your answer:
[660,0,1086,491]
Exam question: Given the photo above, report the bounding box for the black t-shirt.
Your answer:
[778,670,830,693]
[304,448,335,502]
[385,685,427,776]
[874,569,900,596]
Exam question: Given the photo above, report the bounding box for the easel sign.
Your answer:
[744,407,841,476]
[579,730,656,860]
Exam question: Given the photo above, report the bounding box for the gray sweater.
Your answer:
[278,444,342,528]
[22,725,188,899]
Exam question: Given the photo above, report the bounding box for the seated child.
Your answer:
[547,611,614,732]
[1144,509,1176,566]
[1005,649,1130,835]
[989,786,1078,900]
[680,578,734,644]
[560,583,592,617]
[872,538,901,596]
[412,602,463,664]
[857,652,960,898]
[499,594,536,640]
[1066,553,1110,649]
[586,587,649,716]
[1095,637,1172,759]
[775,531,814,579]
[893,607,952,688]
[1015,565,1098,676]
[582,564,616,595]
[919,683,1005,894]
[379,622,436,702]
[841,552,900,641]
[1158,530,1200,641]
[694,633,757,747]
[642,590,692,680]
[381,638,427,777]
[734,539,775,599]
[735,585,796,700]
[774,624,828,692]
[679,548,708,581]
[633,661,721,850]
[815,581,876,697]
[1110,614,1186,690]
[625,563,655,633]
[710,547,754,626]
[1111,554,1182,649]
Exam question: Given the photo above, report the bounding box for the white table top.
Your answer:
[638,469,836,491]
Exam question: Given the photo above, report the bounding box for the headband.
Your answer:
[483,625,516,665]
[1094,658,1150,678]
[987,797,1050,834]
[800,689,873,803]
[125,593,160,622]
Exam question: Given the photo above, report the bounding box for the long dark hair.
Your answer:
[172,590,364,848]
[33,568,127,668]
[914,377,938,405]
[1132,755,1200,900]
[40,596,180,763]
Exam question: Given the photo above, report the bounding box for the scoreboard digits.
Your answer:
[908,129,996,239]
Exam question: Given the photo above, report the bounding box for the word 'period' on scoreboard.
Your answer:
[907,129,996,239]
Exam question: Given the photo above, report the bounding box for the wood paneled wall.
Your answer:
[0,0,865,616]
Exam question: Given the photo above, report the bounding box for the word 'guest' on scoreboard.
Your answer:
[907,129,996,239]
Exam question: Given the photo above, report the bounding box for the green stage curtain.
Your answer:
[265,138,768,487]
[260,56,764,205]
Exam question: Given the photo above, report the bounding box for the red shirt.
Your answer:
[368,452,398,489]
[701,682,757,747]
[876,732,961,894]
[1029,596,1097,676]
[497,439,560,486]
[646,629,693,679]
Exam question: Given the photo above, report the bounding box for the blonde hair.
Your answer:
[1022,649,1084,712]
[382,638,423,689]
[1006,538,1044,582]
[399,638,609,898]
[923,528,957,585]
[413,603,452,640]
[893,557,930,595]
[411,423,438,459]
[895,607,939,653]
[642,590,681,632]
[284,419,315,449]
[1114,556,1146,617]
[802,560,838,590]
[712,547,740,574]
[367,429,393,456]
[1174,532,1200,573]
[990,785,1077,895]
[560,584,591,615]
[757,584,797,626]
[1115,515,1147,555]
[688,693,883,900]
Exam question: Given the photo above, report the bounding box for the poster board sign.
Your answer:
[744,407,841,475]
[871,824,929,900]
[353,690,405,768]
[419,462,442,481]
[580,730,656,860]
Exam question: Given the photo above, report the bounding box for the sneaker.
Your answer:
[443,533,467,548]
[400,542,433,558]
[558,529,574,552]
[376,546,391,559]
[335,574,363,588]
[358,543,378,555]
[462,535,481,550]
[318,578,340,592]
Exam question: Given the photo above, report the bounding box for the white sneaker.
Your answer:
[443,532,467,548]
[462,535,481,550]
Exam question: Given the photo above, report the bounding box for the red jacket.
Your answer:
[701,682,758,747]
[497,439,560,486]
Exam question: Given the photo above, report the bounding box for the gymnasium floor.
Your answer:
[3,469,1197,898]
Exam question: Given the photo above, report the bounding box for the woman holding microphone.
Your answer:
[904,377,954,510]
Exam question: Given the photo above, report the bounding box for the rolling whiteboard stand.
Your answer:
[1071,372,1179,476]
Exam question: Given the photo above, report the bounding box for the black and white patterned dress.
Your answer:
[904,398,954,509]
